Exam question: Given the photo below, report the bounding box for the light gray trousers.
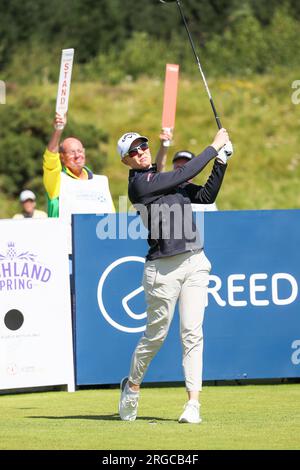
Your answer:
[128,249,211,391]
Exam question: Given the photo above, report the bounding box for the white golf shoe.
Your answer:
[178,400,202,424]
[119,377,139,421]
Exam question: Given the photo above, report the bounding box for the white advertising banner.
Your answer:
[0,218,75,391]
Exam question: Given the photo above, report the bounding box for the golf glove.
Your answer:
[217,141,233,164]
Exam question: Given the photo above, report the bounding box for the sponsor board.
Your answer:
[73,211,300,384]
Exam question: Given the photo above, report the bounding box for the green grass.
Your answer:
[3,68,300,217]
[0,383,300,450]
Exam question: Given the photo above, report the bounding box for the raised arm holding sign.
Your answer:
[42,48,114,252]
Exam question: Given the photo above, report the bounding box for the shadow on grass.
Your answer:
[18,408,38,410]
[29,414,175,422]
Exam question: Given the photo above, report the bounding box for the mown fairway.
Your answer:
[0,383,299,450]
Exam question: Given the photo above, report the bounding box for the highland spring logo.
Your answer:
[0,242,52,292]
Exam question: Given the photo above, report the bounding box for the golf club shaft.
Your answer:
[175,0,222,129]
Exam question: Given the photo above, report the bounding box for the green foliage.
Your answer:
[3,40,60,84]
[0,0,299,75]
[1,64,300,217]
[0,95,108,207]
[1,2,299,84]
[266,6,300,69]
[78,4,300,81]
[84,32,186,84]
[0,1,300,216]
[204,5,300,76]
[205,6,269,75]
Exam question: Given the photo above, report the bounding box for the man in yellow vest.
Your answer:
[43,113,115,218]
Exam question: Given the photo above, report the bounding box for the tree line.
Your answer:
[0,0,299,69]
[0,0,299,207]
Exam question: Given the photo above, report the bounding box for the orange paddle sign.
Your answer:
[162,64,179,146]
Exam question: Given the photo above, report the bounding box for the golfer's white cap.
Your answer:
[19,190,36,202]
[117,132,148,159]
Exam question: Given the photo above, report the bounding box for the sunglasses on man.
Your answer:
[127,142,149,158]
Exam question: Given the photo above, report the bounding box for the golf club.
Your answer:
[159,0,222,130]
